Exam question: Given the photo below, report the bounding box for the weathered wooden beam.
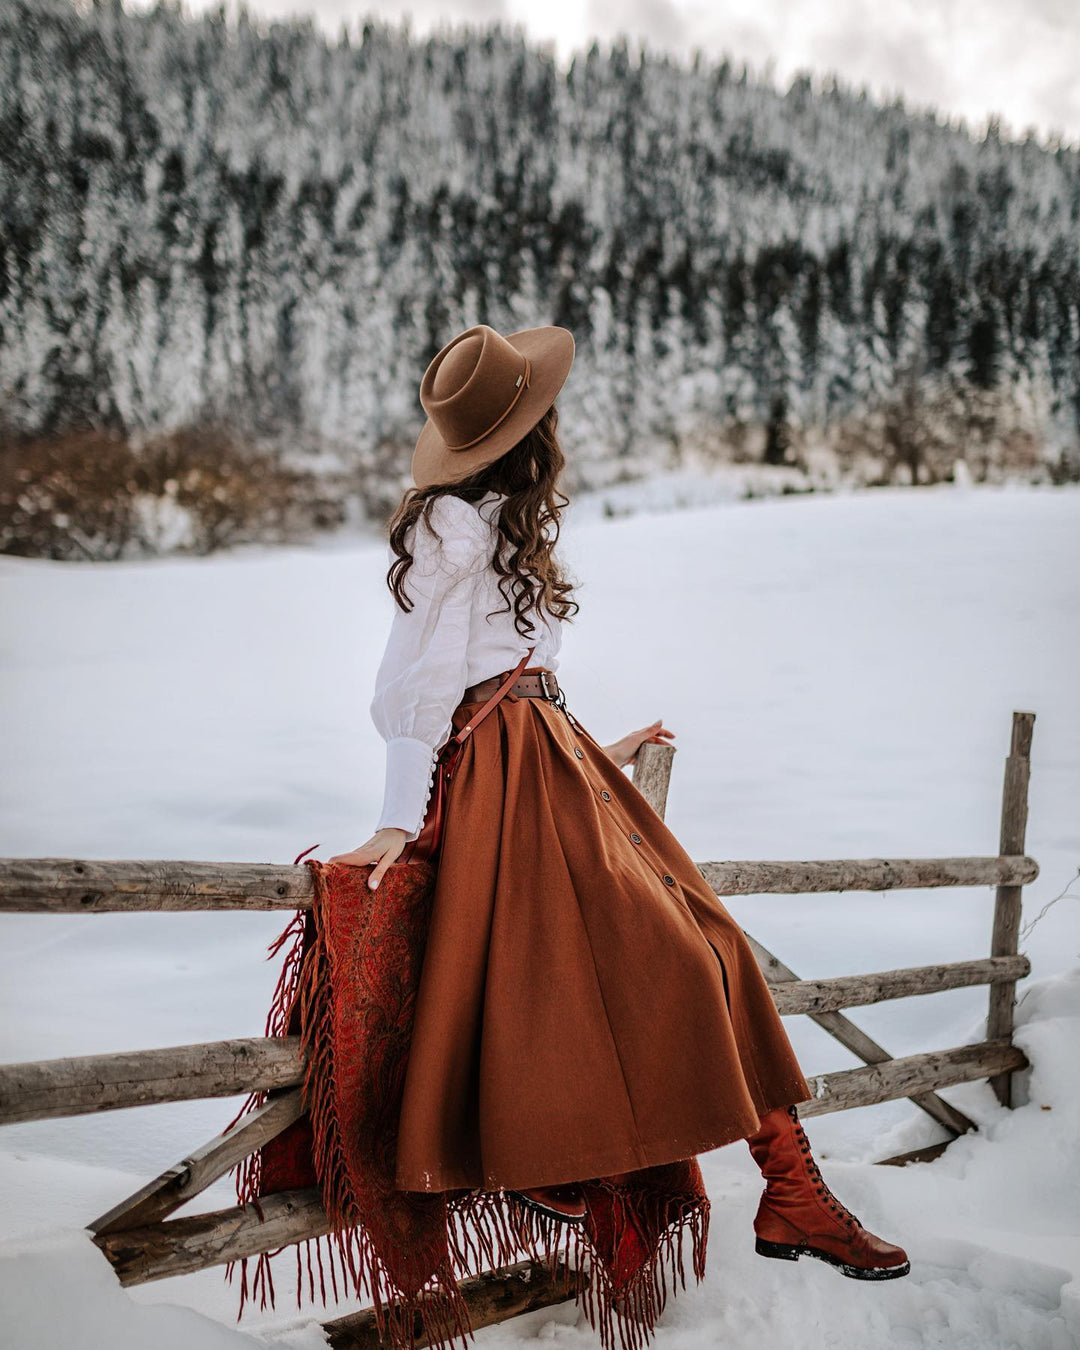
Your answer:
[2,957,1017,1136]
[96,1188,328,1286]
[324,1259,586,1350]
[798,1040,1027,1118]
[875,1140,953,1167]
[987,711,1035,1107]
[0,852,1038,913]
[700,855,1038,896]
[770,954,1030,1016]
[0,1039,304,1125]
[631,740,675,818]
[89,1090,305,1235]
[0,857,313,912]
[6,957,1023,1128]
[97,1040,1025,1286]
[744,933,977,1137]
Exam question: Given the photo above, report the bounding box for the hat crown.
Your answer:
[429,333,483,401]
[420,324,530,453]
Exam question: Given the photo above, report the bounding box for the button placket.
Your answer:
[619,808,681,896]
[577,746,682,899]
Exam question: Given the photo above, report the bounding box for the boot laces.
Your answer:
[787,1105,859,1230]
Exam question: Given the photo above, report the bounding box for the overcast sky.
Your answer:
[156,0,1079,145]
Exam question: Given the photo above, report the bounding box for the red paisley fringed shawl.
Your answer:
[226,857,710,1350]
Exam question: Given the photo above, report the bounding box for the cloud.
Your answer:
[155,0,1080,143]
[577,0,1080,141]
[587,0,691,51]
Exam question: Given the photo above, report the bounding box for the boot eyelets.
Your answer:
[751,1099,907,1277]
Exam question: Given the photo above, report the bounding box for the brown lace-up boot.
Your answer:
[745,1104,910,1280]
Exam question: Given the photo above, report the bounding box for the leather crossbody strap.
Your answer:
[445,644,535,759]
[397,645,537,867]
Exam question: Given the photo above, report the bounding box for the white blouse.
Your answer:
[369,490,563,841]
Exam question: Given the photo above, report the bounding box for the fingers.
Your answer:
[325,846,400,887]
[327,830,408,886]
[367,840,404,889]
[327,845,377,867]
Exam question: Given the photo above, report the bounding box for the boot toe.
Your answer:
[866,1233,908,1267]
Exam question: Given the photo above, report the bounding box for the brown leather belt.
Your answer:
[462,664,561,705]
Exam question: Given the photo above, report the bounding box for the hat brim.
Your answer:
[412,326,575,490]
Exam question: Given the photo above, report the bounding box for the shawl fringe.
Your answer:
[223,858,710,1350]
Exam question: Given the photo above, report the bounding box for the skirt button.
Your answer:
[630,832,642,844]
[600,790,611,801]
[663,874,676,886]
[574,747,584,759]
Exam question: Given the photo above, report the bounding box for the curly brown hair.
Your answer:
[384,403,580,639]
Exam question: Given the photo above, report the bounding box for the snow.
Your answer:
[1,482,1078,1348]
[0,1227,329,1350]
[0,1228,263,1350]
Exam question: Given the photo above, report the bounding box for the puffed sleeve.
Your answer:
[368,495,492,841]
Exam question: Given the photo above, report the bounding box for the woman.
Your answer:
[329,322,909,1282]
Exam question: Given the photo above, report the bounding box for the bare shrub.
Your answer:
[0,426,346,560]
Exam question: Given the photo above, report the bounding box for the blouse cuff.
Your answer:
[374,736,443,842]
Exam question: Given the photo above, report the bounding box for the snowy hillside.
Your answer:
[2,0,1079,498]
[0,484,1078,1347]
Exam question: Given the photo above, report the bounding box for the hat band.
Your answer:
[443,356,532,451]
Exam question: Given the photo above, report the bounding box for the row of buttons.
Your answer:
[568,728,679,890]
[629,826,676,885]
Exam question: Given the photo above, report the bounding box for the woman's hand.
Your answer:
[328,828,408,889]
[601,719,675,769]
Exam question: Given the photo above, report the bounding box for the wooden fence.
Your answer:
[0,710,1038,1347]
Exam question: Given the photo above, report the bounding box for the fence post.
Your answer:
[632,741,676,819]
[986,709,1035,1107]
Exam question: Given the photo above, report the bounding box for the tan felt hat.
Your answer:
[412,323,575,490]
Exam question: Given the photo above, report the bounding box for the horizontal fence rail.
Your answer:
[0,949,1031,1125]
[770,953,1031,1016]
[0,710,1039,1348]
[0,859,312,913]
[0,853,1040,913]
[87,1038,1026,1288]
[0,707,1036,1350]
[797,1039,1026,1116]
[98,1187,329,1286]
[0,1038,304,1125]
[697,856,1038,895]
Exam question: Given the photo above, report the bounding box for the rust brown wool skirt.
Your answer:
[394,681,813,1194]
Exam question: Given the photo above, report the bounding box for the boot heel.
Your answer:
[755,1237,800,1262]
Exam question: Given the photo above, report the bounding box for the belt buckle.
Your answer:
[538,669,558,701]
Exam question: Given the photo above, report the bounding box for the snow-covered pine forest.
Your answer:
[1,0,1079,556]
